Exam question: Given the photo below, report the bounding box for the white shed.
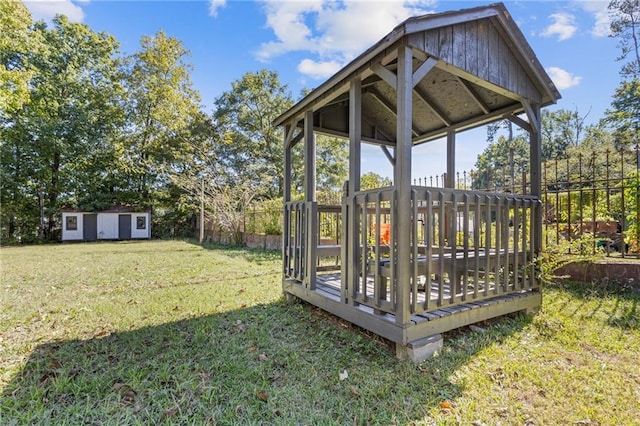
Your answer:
[61,208,151,241]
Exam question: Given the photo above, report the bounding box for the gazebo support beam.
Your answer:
[395,44,413,328]
[526,102,543,257]
[413,86,452,127]
[367,87,420,137]
[283,124,292,203]
[381,145,396,166]
[304,110,316,202]
[345,77,362,305]
[304,111,317,290]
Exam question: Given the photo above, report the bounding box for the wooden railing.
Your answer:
[283,201,315,286]
[347,186,542,318]
[283,202,341,287]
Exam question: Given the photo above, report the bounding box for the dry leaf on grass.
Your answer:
[121,390,136,405]
[163,405,179,417]
[256,391,268,402]
[440,400,453,409]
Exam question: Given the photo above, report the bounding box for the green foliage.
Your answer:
[622,170,640,251]
[473,109,597,191]
[608,0,640,78]
[361,172,392,190]
[245,198,282,235]
[316,135,348,191]
[604,79,640,149]
[119,30,203,206]
[0,0,37,116]
[1,15,124,240]
[539,231,604,284]
[213,70,293,199]
[471,134,529,190]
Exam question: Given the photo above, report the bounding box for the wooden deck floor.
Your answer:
[315,272,535,325]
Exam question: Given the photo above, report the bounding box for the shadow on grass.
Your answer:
[1,300,531,425]
[187,238,282,264]
[548,280,640,330]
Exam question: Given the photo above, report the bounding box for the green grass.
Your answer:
[1,240,639,425]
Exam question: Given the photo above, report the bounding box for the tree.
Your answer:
[608,0,640,78]
[213,70,293,199]
[1,15,124,241]
[471,134,529,190]
[603,1,640,151]
[315,135,348,192]
[472,108,596,190]
[0,0,38,116]
[119,30,203,208]
[604,79,640,149]
[541,108,591,159]
[361,172,392,190]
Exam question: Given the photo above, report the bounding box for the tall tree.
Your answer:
[606,0,640,149]
[120,30,203,207]
[1,15,123,240]
[361,172,392,190]
[472,108,593,190]
[213,70,293,199]
[471,134,529,190]
[609,0,640,78]
[604,79,640,149]
[0,0,38,116]
[541,108,591,160]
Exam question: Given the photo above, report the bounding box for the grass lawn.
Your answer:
[1,240,639,425]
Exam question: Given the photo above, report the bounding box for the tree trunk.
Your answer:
[47,151,60,240]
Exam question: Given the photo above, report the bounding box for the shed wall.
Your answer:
[131,213,151,239]
[61,213,84,241]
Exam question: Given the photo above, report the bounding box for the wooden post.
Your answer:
[304,111,316,203]
[199,178,204,244]
[395,44,413,327]
[283,124,292,204]
[446,130,455,189]
[346,77,362,304]
[304,111,317,289]
[527,103,543,258]
[283,125,292,277]
[446,129,456,246]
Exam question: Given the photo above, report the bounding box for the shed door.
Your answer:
[118,214,132,240]
[83,214,97,241]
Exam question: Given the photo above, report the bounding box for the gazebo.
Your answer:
[274,3,560,362]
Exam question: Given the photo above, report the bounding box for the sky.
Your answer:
[22,0,624,181]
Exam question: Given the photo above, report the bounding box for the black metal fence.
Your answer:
[415,146,640,258]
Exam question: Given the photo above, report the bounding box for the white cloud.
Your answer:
[541,12,577,41]
[575,0,610,37]
[256,0,436,79]
[23,0,85,23]
[297,58,342,79]
[209,0,227,17]
[546,66,582,89]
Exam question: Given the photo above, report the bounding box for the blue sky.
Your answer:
[23,0,623,180]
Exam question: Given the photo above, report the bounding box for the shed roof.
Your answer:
[274,2,560,146]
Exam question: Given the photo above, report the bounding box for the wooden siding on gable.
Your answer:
[408,18,541,103]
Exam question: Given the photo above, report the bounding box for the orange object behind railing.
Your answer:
[378,223,390,245]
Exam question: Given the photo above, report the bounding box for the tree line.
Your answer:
[1,2,347,242]
[2,1,638,243]
[471,0,639,191]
